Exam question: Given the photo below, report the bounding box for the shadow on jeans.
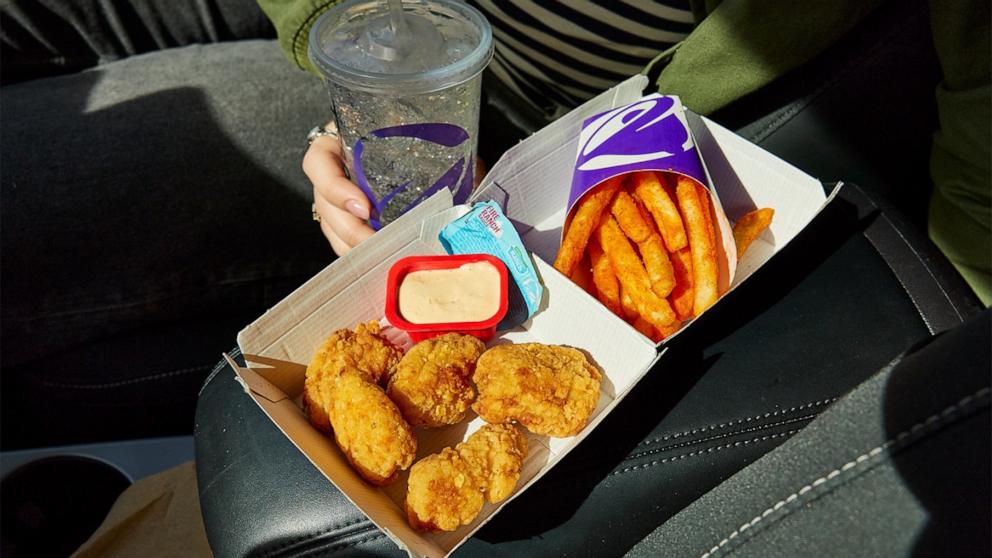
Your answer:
[1,60,330,449]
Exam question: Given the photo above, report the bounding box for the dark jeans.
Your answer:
[1,0,275,84]
[1,1,335,448]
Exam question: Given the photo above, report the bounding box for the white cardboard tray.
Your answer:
[229,75,840,557]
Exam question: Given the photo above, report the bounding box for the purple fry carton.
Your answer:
[565,94,737,295]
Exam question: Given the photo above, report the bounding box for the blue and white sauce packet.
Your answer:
[439,201,543,330]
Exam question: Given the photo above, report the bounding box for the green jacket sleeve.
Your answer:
[646,0,885,115]
[927,0,991,305]
[647,0,990,304]
[257,0,342,73]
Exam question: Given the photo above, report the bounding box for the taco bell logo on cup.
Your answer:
[352,122,475,230]
[567,95,708,216]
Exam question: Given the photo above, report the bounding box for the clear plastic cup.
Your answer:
[309,0,493,229]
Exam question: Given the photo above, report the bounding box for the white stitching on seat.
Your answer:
[612,430,801,476]
[640,398,837,446]
[41,365,212,390]
[699,386,990,558]
[627,413,818,460]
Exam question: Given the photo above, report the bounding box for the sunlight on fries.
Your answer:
[555,170,774,342]
[553,176,622,277]
[733,207,775,257]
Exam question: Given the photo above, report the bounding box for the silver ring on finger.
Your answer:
[307,125,340,145]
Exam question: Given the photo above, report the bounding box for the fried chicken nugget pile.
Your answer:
[323,367,417,486]
[406,424,527,532]
[387,333,486,428]
[303,321,403,432]
[303,322,414,485]
[473,344,602,437]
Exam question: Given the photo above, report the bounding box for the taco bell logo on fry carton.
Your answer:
[567,95,707,216]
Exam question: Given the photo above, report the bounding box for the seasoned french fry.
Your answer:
[554,177,622,277]
[697,184,717,249]
[631,321,680,343]
[611,190,676,298]
[654,321,682,341]
[637,204,676,298]
[570,254,594,294]
[631,171,688,252]
[610,190,652,243]
[640,234,676,298]
[733,207,775,257]
[675,176,719,316]
[596,215,677,329]
[668,247,695,321]
[588,237,622,316]
[620,285,639,321]
[632,317,655,339]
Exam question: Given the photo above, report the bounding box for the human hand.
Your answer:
[303,125,374,256]
[304,124,487,256]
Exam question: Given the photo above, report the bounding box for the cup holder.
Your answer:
[1,455,132,557]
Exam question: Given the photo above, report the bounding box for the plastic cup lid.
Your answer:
[309,0,493,96]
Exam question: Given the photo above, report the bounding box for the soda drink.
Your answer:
[309,0,493,228]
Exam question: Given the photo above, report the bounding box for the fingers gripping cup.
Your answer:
[309,0,493,229]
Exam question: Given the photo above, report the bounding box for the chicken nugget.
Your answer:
[457,423,528,502]
[387,333,486,428]
[473,344,602,437]
[406,424,527,531]
[303,322,403,432]
[405,448,484,532]
[324,367,416,485]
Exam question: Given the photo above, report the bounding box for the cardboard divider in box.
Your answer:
[230,74,842,557]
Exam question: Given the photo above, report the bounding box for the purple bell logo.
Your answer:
[577,95,692,172]
[352,123,473,229]
[568,95,708,211]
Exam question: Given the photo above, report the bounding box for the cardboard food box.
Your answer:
[227,75,841,557]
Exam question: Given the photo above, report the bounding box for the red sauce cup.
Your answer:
[385,254,509,342]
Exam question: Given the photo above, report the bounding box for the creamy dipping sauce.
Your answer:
[398,262,501,324]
